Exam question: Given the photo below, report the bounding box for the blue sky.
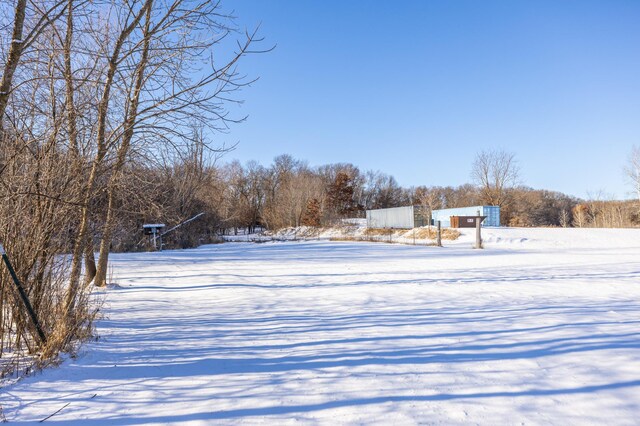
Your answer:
[220,0,640,199]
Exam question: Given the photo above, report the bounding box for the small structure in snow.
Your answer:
[143,224,165,250]
[450,215,487,228]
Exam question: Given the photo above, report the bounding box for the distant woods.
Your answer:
[0,0,259,362]
[139,152,638,241]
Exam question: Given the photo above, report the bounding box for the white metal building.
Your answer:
[366,206,429,229]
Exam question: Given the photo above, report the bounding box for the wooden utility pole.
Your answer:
[474,217,483,249]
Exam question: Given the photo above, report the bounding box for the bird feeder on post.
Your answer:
[142,214,205,252]
[143,224,165,251]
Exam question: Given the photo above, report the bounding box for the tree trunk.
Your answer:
[65,159,100,313]
[83,234,96,286]
[0,0,27,134]
[94,187,117,287]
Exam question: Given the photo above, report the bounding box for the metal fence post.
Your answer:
[0,243,47,346]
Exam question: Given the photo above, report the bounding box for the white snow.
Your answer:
[2,227,640,424]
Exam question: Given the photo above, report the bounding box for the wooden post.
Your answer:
[0,243,47,346]
[437,221,442,247]
[475,217,483,249]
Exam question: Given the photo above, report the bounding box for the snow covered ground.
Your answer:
[2,227,640,424]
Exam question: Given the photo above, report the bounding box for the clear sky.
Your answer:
[220,0,640,200]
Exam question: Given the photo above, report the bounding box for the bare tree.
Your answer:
[414,186,443,216]
[471,149,520,208]
[92,0,154,287]
[625,145,640,204]
[64,0,152,311]
[572,204,588,227]
[0,0,67,135]
[90,0,260,287]
[559,208,570,228]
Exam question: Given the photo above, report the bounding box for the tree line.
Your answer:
[101,150,640,256]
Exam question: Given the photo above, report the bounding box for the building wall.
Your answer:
[366,206,416,229]
[431,206,501,227]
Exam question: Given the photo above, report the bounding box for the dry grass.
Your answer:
[331,225,461,246]
[39,294,101,364]
[403,227,461,240]
[363,228,401,237]
[364,227,461,241]
[1,267,100,383]
[243,225,461,246]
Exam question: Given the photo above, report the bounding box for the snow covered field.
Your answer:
[3,228,640,424]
